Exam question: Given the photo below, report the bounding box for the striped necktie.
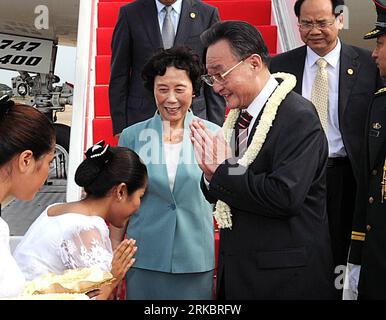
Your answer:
[235,111,253,157]
[162,6,175,49]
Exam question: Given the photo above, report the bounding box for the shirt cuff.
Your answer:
[203,175,210,190]
[343,263,361,300]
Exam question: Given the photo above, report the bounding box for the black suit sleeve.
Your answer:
[208,106,328,219]
[348,142,367,265]
[202,8,226,126]
[200,175,218,204]
[109,6,131,135]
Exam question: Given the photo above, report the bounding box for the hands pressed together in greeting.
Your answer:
[90,238,137,300]
[189,119,232,182]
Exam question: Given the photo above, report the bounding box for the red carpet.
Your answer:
[94,0,277,147]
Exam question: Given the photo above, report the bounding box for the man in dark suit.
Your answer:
[109,0,226,138]
[269,0,379,294]
[190,20,335,299]
[345,0,386,300]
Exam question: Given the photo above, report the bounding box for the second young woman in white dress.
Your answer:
[14,141,147,299]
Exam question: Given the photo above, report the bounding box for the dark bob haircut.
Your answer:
[142,46,205,96]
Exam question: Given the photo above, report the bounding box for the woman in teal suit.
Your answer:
[112,47,221,299]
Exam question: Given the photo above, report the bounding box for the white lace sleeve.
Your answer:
[59,225,113,272]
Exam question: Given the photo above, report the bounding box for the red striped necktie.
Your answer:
[235,111,253,157]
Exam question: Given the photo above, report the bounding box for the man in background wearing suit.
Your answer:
[109,0,226,139]
[345,0,386,300]
[270,0,379,298]
[190,20,335,300]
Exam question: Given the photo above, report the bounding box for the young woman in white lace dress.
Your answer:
[14,141,148,299]
[0,95,56,298]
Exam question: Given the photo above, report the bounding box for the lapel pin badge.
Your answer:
[190,12,196,19]
[373,122,382,130]
[347,68,354,75]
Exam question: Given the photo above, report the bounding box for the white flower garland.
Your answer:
[214,72,297,229]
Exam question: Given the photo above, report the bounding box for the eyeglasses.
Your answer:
[298,18,337,31]
[201,59,244,87]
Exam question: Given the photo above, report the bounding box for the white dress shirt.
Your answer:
[243,75,279,134]
[302,39,347,157]
[164,141,183,192]
[156,0,182,36]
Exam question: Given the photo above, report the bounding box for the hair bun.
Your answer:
[85,140,113,162]
[0,95,14,119]
[74,140,113,188]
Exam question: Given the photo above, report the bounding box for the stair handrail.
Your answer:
[271,0,303,53]
[66,0,98,201]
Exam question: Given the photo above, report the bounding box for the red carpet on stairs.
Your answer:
[93,1,278,292]
[98,1,271,27]
[94,0,277,147]
[97,25,277,57]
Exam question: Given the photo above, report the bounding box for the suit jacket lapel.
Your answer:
[152,112,176,202]
[171,111,194,194]
[247,79,280,146]
[247,104,267,147]
[139,0,163,48]
[174,0,194,45]
[338,43,359,122]
[292,46,306,94]
[154,111,195,199]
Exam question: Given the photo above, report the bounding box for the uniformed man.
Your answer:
[344,0,386,300]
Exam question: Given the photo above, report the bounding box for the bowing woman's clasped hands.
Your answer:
[190,119,232,182]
